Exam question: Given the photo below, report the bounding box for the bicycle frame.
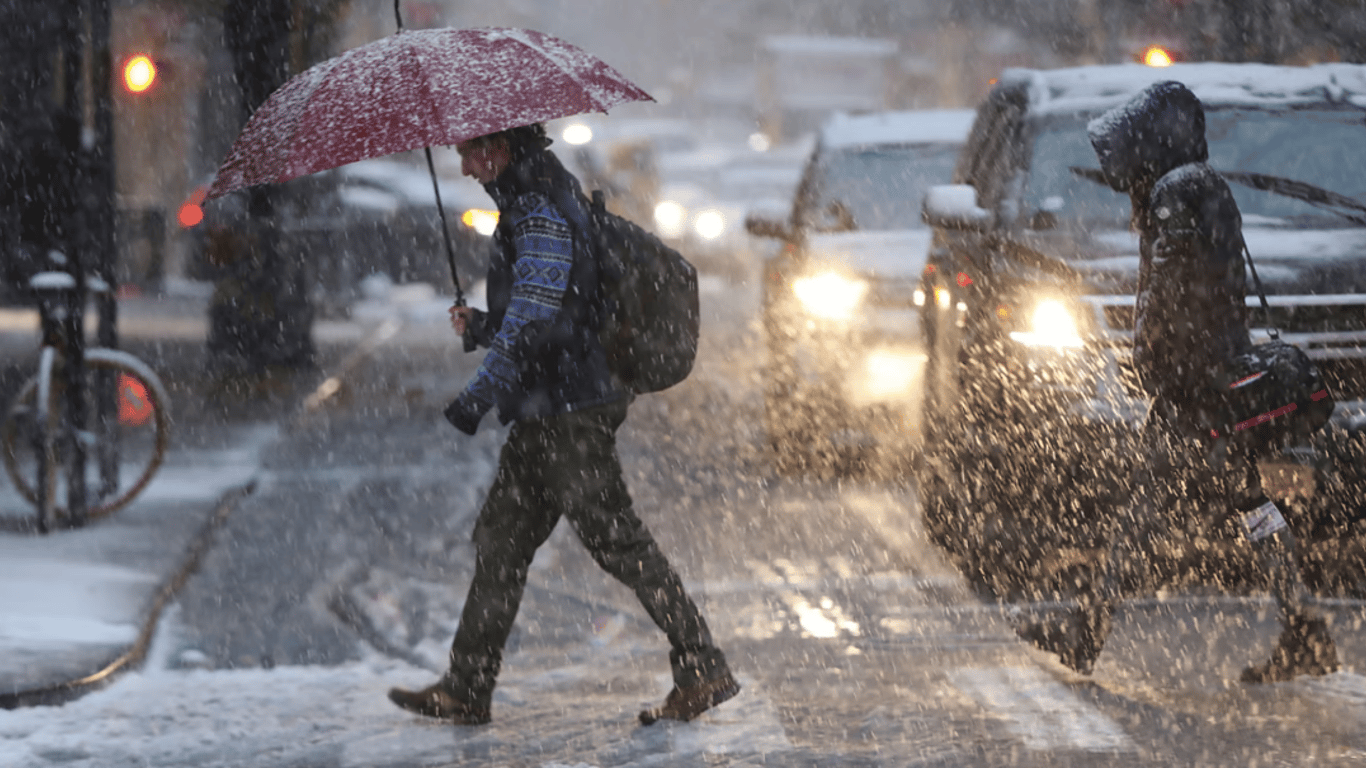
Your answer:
[34,271,96,525]
[3,268,171,531]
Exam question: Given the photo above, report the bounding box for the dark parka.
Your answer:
[1088,80,1252,417]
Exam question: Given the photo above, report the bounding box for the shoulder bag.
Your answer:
[1210,244,1336,448]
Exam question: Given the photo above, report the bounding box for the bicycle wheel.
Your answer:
[1,347,60,530]
[2,348,172,529]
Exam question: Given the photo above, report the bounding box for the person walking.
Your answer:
[387,123,739,726]
[1015,81,1339,683]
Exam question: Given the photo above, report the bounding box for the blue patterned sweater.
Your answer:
[449,155,625,430]
[457,192,574,418]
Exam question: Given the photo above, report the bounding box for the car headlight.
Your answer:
[1008,298,1083,348]
[461,208,499,236]
[792,272,869,321]
[693,209,726,240]
[561,123,593,145]
[654,200,686,238]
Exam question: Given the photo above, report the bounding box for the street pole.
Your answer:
[59,6,89,524]
[87,0,120,497]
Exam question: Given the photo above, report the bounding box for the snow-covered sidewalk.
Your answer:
[0,423,271,705]
[0,279,462,707]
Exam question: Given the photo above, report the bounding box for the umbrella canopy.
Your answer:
[206,26,652,200]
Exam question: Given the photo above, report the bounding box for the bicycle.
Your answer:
[2,268,171,532]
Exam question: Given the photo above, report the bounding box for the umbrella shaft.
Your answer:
[424,146,465,306]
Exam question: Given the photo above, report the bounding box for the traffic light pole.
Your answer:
[58,8,90,524]
[52,0,121,524]
[86,0,121,500]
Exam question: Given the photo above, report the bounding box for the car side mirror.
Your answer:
[922,184,991,232]
[744,210,793,241]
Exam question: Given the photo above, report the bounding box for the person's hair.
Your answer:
[491,123,551,160]
[462,123,551,157]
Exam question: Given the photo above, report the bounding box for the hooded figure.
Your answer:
[1090,80,1251,412]
[1015,81,1339,684]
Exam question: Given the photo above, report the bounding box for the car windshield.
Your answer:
[1023,106,1366,233]
[799,143,960,231]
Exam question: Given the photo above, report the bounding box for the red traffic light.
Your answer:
[122,54,158,94]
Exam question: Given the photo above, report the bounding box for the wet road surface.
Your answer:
[7,276,1364,767]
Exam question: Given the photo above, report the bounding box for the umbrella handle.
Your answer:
[462,316,476,352]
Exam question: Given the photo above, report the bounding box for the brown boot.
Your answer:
[387,679,491,725]
[1241,616,1339,684]
[638,671,741,725]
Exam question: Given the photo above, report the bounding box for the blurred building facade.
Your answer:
[11,0,1363,293]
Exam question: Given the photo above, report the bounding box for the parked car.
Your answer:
[917,63,1366,597]
[189,155,497,317]
[317,158,495,307]
[745,108,976,467]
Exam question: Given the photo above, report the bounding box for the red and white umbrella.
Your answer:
[205,25,651,305]
[207,27,652,199]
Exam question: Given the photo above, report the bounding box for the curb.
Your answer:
[0,316,406,710]
[0,481,257,710]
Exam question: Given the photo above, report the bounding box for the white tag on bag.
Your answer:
[1241,500,1288,542]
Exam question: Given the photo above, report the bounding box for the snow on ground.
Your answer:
[0,425,272,665]
[0,606,784,768]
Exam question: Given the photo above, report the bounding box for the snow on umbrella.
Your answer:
[204,25,652,305]
[206,26,652,199]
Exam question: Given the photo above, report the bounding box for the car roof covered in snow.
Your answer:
[1003,62,1366,116]
[818,109,977,151]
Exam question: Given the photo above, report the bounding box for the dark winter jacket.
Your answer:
[444,148,626,433]
[1088,80,1252,414]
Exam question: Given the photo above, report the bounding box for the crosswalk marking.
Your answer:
[1297,670,1366,708]
[748,562,863,639]
[692,571,955,597]
[948,666,1136,752]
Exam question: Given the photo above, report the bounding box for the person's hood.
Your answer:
[1086,80,1208,194]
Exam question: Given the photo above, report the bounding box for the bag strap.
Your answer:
[1242,241,1280,341]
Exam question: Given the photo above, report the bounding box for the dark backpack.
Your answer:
[551,189,699,394]
[588,191,700,393]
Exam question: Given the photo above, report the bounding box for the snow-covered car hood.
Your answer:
[804,230,934,278]
[1017,225,1366,297]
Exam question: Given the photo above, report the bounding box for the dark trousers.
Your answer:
[1088,402,1320,638]
[446,400,728,710]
